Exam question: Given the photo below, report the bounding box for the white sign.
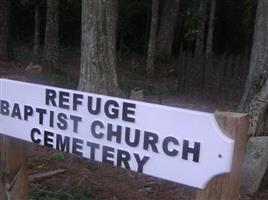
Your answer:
[0,79,234,189]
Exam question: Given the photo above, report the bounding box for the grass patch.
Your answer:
[13,44,41,64]
[29,187,96,200]
[49,152,65,161]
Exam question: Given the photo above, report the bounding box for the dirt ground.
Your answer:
[27,145,268,200]
[0,63,268,200]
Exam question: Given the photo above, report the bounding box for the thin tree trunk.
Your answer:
[239,0,268,112]
[239,0,268,136]
[43,0,59,72]
[195,0,209,57]
[247,78,268,136]
[78,0,119,96]
[146,0,159,75]
[0,0,11,61]
[156,0,180,61]
[34,3,40,56]
[191,0,209,90]
[206,0,216,56]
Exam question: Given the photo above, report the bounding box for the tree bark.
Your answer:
[0,0,11,61]
[239,0,268,112]
[156,0,180,61]
[146,0,159,75]
[247,78,268,136]
[239,0,268,136]
[43,0,59,72]
[206,0,216,56]
[34,3,40,56]
[195,0,209,57]
[78,0,119,96]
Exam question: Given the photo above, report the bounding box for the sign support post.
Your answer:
[0,77,28,200]
[195,112,249,200]
[0,135,28,200]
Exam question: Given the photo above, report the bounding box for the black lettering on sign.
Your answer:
[134,154,150,173]
[104,100,119,119]
[31,128,41,144]
[56,134,70,153]
[122,102,136,123]
[72,138,83,156]
[49,110,54,128]
[70,115,82,133]
[162,137,179,157]
[59,91,70,110]
[24,105,33,120]
[87,96,101,115]
[91,120,104,139]
[73,93,83,111]
[86,142,100,160]
[45,89,57,106]
[11,103,22,119]
[36,108,47,125]
[182,140,201,162]
[0,100,10,115]
[102,145,114,165]
[117,149,130,170]
[44,130,54,148]
[107,123,122,144]
[143,131,159,153]
[57,113,68,130]
[125,127,140,147]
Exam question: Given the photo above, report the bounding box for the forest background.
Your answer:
[1,0,268,199]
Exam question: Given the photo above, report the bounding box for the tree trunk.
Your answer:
[190,0,209,90]
[43,0,59,72]
[0,0,11,61]
[239,0,268,112]
[195,0,209,57]
[156,0,180,61]
[34,3,40,56]
[78,0,119,96]
[247,78,268,136]
[146,0,159,75]
[239,0,268,136]
[206,0,216,56]
[0,136,28,200]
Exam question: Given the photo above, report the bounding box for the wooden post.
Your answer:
[0,136,28,200]
[0,77,28,200]
[195,112,249,200]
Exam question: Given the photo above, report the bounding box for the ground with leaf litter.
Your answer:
[0,62,267,200]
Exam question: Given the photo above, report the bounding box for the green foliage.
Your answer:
[146,83,171,97]
[51,67,79,88]
[13,44,40,64]
[118,56,177,98]
[29,186,96,200]
[119,70,175,99]
[48,152,65,161]
[83,159,94,169]
[180,0,200,41]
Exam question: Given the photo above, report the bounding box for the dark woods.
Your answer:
[1,0,265,134]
